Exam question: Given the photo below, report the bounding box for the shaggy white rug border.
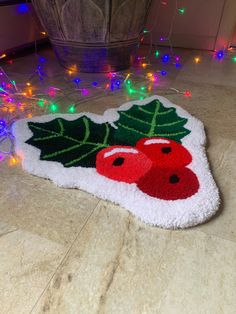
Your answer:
[13,95,220,229]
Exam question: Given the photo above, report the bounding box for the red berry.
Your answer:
[137,166,199,200]
[96,146,152,183]
[136,137,192,168]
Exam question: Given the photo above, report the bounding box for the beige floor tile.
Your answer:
[176,51,236,88]
[0,228,65,314]
[0,163,99,246]
[150,230,236,314]
[164,81,236,140]
[31,201,236,314]
[32,201,170,314]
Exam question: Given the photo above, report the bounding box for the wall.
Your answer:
[0,1,235,53]
[0,3,44,53]
[145,0,235,50]
[232,27,236,46]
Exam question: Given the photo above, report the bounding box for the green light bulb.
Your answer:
[50,103,58,113]
[37,99,45,107]
[126,80,131,85]
[68,105,76,113]
[178,8,186,14]
[140,86,146,91]
[155,50,160,58]
[128,88,134,94]
[232,56,236,63]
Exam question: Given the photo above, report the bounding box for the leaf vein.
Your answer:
[58,119,64,135]
[103,123,110,145]
[148,101,160,136]
[117,123,147,136]
[65,146,105,167]
[154,130,189,137]
[157,118,187,127]
[157,108,175,115]
[139,108,152,114]
[33,134,60,141]
[42,143,83,159]
[83,117,90,142]
[120,112,151,126]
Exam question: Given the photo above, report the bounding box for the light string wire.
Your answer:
[0,0,233,164]
[0,0,192,163]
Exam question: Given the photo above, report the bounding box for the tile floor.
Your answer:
[0,46,236,314]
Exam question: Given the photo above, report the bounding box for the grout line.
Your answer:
[0,227,18,239]
[29,199,102,313]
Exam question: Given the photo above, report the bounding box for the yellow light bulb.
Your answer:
[194,57,200,64]
[0,53,6,59]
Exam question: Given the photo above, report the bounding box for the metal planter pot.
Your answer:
[32,0,152,72]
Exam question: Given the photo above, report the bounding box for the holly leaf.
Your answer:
[114,99,190,145]
[26,116,114,168]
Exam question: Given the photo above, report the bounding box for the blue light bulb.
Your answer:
[162,54,170,63]
[18,4,29,14]
[39,57,46,63]
[217,50,224,60]
[73,78,81,84]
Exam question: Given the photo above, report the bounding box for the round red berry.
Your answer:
[96,146,152,183]
[137,166,199,200]
[136,137,192,168]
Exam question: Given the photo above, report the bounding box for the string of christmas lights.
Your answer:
[0,1,236,165]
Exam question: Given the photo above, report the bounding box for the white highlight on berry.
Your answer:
[144,138,170,145]
[104,147,138,158]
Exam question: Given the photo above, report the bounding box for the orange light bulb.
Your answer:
[9,156,19,166]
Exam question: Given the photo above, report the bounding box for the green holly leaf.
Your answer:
[114,99,190,145]
[26,116,114,168]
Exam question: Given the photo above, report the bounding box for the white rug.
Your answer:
[13,95,220,229]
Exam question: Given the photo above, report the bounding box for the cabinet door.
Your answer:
[145,0,236,50]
